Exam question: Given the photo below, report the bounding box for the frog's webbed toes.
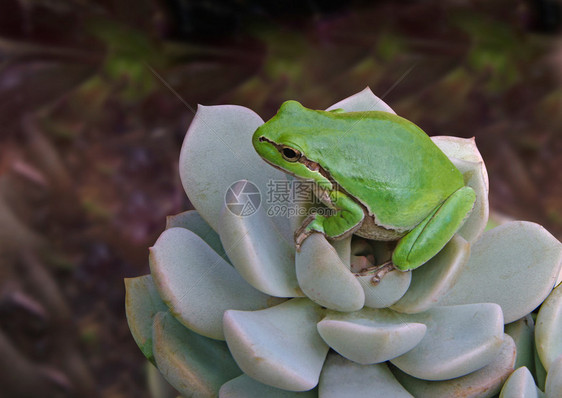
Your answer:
[294,214,318,250]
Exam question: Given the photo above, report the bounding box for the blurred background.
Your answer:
[0,0,561,397]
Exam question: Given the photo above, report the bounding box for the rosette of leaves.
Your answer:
[125,88,562,398]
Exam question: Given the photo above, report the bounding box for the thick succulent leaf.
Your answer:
[392,334,516,398]
[390,303,504,380]
[218,196,302,297]
[358,269,411,309]
[534,344,548,391]
[219,375,317,397]
[124,275,168,364]
[166,210,227,260]
[392,235,470,314]
[296,234,365,312]
[147,361,178,398]
[535,284,562,371]
[452,158,489,242]
[349,239,411,308]
[179,104,288,233]
[437,221,562,323]
[545,355,562,398]
[152,312,242,397]
[149,228,277,340]
[223,299,329,391]
[499,367,540,398]
[317,308,426,365]
[432,136,489,242]
[331,236,352,266]
[318,352,413,398]
[350,238,393,269]
[431,136,489,191]
[505,315,536,372]
[325,87,396,113]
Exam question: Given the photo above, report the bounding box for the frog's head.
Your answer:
[252,101,324,181]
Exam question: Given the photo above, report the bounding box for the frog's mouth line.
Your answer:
[258,136,333,182]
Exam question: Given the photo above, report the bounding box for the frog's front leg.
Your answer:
[392,186,476,271]
[295,190,364,250]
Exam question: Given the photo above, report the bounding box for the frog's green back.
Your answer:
[282,107,465,230]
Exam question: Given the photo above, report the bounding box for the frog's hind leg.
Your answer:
[392,186,476,271]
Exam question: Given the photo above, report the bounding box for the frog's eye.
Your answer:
[281,146,301,162]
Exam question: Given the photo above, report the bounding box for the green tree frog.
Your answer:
[252,100,475,281]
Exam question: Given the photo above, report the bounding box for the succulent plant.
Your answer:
[125,88,562,397]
